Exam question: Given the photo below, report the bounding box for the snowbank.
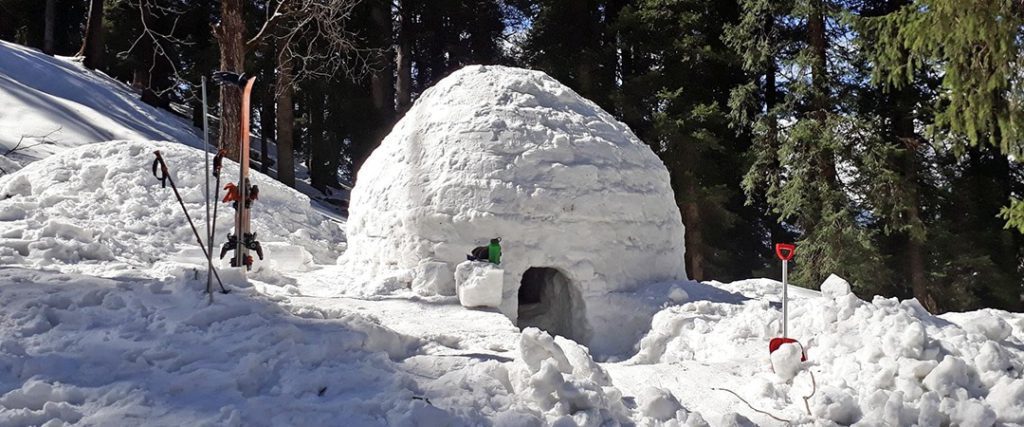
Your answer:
[0,41,202,164]
[628,276,1024,424]
[0,141,344,275]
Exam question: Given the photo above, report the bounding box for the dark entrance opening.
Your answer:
[517,267,584,342]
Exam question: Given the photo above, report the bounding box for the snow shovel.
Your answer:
[769,243,805,362]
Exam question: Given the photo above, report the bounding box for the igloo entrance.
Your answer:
[517,267,585,342]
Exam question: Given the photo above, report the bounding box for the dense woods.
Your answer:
[1,0,1021,312]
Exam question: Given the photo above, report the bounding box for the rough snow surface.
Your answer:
[0,141,344,275]
[621,275,1024,425]
[341,65,686,353]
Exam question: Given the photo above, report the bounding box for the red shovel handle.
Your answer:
[775,243,796,261]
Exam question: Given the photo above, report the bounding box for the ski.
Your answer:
[213,71,263,276]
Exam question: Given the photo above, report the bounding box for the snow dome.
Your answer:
[342,65,686,353]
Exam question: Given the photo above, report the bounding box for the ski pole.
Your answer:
[202,76,214,303]
[152,151,229,294]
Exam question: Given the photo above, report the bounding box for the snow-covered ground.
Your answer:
[2,41,1024,426]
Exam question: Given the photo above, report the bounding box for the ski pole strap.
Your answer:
[152,151,169,188]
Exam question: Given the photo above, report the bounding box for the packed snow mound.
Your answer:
[0,41,201,164]
[0,141,344,275]
[629,276,1024,425]
[342,65,686,353]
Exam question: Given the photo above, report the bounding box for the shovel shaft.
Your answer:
[782,259,788,337]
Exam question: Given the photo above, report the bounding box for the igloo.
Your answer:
[342,65,686,354]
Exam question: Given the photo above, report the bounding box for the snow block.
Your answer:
[455,261,503,308]
[638,387,683,421]
[820,274,852,299]
[964,315,1012,342]
[770,342,804,381]
[412,260,456,296]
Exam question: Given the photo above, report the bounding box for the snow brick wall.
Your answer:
[342,65,686,354]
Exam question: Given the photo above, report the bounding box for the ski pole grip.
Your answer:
[775,243,796,261]
[152,151,168,188]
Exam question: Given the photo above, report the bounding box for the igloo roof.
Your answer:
[342,65,686,306]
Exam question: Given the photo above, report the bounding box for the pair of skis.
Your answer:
[212,71,263,274]
[152,71,261,302]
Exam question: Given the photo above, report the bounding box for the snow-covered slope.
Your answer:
[0,40,350,210]
[0,41,202,165]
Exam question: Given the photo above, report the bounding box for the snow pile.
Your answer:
[341,65,686,352]
[0,141,344,275]
[0,41,201,164]
[511,328,633,423]
[628,275,1024,424]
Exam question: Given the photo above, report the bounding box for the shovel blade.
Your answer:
[769,337,807,361]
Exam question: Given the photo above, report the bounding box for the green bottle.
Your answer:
[488,238,501,265]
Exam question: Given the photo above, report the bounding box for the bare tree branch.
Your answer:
[3,127,61,157]
[115,0,198,100]
[247,0,288,47]
[272,0,380,90]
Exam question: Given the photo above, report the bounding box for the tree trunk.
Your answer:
[260,42,276,174]
[260,90,276,174]
[309,93,340,192]
[216,0,246,161]
[79,0,105,69]
[370,0,395,118]
[682,194,705,281]
[900,141,933,311]
[44,0,56,55]
[568,0,595,98]
[275,41,296,187]
[807,0,840,228]
[808,0,828,118]
[678,140,705,281]
[308,87,328,193]
[396,0,413,113]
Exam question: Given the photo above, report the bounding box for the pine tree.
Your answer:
[864,0,1024,232]
[616,0,769,281]
[863,0,1024,310]
[516,0,618,110]
[728,0,884,290]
